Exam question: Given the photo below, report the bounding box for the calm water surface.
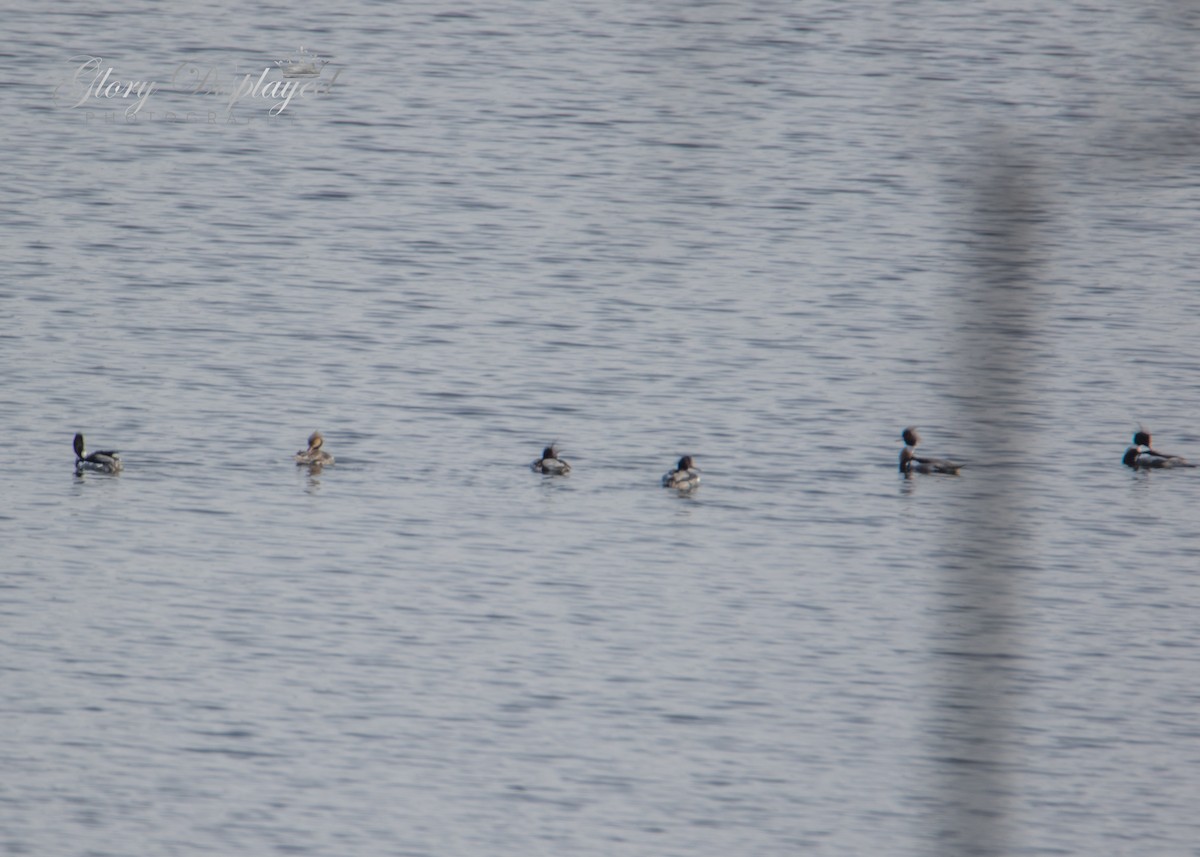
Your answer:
[3,2,1200,855]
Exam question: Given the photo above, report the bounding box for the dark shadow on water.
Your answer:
[935,144,1046,856]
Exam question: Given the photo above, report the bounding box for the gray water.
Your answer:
[4,2,1200,855]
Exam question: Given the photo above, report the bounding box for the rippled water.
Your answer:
[4,2,1200,855]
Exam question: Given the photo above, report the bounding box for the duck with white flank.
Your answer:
[899,427,961,475]
[74,432,122,475]
[1123,429,1194,469]
[295,431,334,466]
[662,455,701,490]
[531,444,570,475]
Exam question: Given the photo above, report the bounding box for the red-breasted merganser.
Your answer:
[74,432,122,474]
[662,455,701,490]
[899,427,961,475]
[1123,429,1194,469]
[530,444,571,475]
[295,431,334,466]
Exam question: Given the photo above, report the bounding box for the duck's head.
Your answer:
[542,444,559,460]
[1133,429,1152,447]
[73,432,85,459]
[678,455,698,471]
[902,427,921,447]
[307,431,324,451]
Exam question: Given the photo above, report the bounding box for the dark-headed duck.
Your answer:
[1123,429,1193,469]
[74,432,122,475]
[899,426,960,475]
[531,444,571,475]
[662,455,701,490]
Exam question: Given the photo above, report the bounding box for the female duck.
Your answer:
[74,432,122,474]
[296,431,334,466]
[1123,429,1194,469]
[899,427,961,475]
[531,444,570,475]
[662,455,701,490]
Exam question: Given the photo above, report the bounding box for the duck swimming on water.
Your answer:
[531,444,570,475]
[74,432,122,475]
[295,431,334,466]
[1123,429,1194,469]
[662,455,701,490]
[899,427,960,475]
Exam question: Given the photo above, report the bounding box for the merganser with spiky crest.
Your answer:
[531,444,571,475]
[295,431,334,466]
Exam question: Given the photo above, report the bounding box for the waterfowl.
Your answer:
[1123,429,1194,469]
[530,444,570,475]
[74,432,122,474]
[899,427,960,475]
[295,431,334,466]
[662,455,701,490]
